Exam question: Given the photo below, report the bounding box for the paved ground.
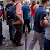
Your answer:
[0,20,40,50]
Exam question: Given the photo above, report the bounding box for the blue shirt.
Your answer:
[34,6,47,33]
[45,15,50,40]
[22,4,30,20]
[1,6,4,13]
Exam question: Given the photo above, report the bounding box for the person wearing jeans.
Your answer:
[30,16,34,30]
[8,20,15,41]
[30,1,36,30]
[4,0,15,41]
[44,17,50,50]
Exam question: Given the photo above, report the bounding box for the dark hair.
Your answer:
[11,0,15,2]
[41,0,49,4]
[32,1,36,6]
[37,1,39,4]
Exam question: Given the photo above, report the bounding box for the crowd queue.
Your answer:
[0,0,50,50]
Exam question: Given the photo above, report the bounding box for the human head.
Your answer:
[41,0,50,7]
[25,1,29,5]
[32,1,36,6]
[10,0,15,5]
[15,0,23,3]
[37,1,40,4]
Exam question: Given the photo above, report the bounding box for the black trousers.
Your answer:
[13,24,23,44]
[0,21,3,44]
[44,37,50,50]
[23,19,30,33]
[2,12,5,21]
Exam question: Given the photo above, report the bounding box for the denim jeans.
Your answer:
[8,20,15,40]
[44,37,50,50]
[30,16,34,30]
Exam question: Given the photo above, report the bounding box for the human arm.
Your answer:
[12,2,24,24]
[40,12,50,27]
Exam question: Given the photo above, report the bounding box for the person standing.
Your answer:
[34,1,40,11]
[4,0,15,41]
[22,1,30,33]
[12,0,24,46]
[44,17,50,50]
[30,1,36,30]
[28,0,49,50]
[43,4,50,50]
[0,6,3,45]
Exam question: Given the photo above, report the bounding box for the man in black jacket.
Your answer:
[4,0,15,41]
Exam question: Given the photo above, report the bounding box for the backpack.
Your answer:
[0,9,2,17]
[6,2,19,21]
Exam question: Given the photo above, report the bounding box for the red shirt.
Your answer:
[30,5,35,17]
[0,9,2,20]
[0,9,2,17]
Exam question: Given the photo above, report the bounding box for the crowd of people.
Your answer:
[0,0,50,50]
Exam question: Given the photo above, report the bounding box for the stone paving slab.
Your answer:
[0,21,39,50]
